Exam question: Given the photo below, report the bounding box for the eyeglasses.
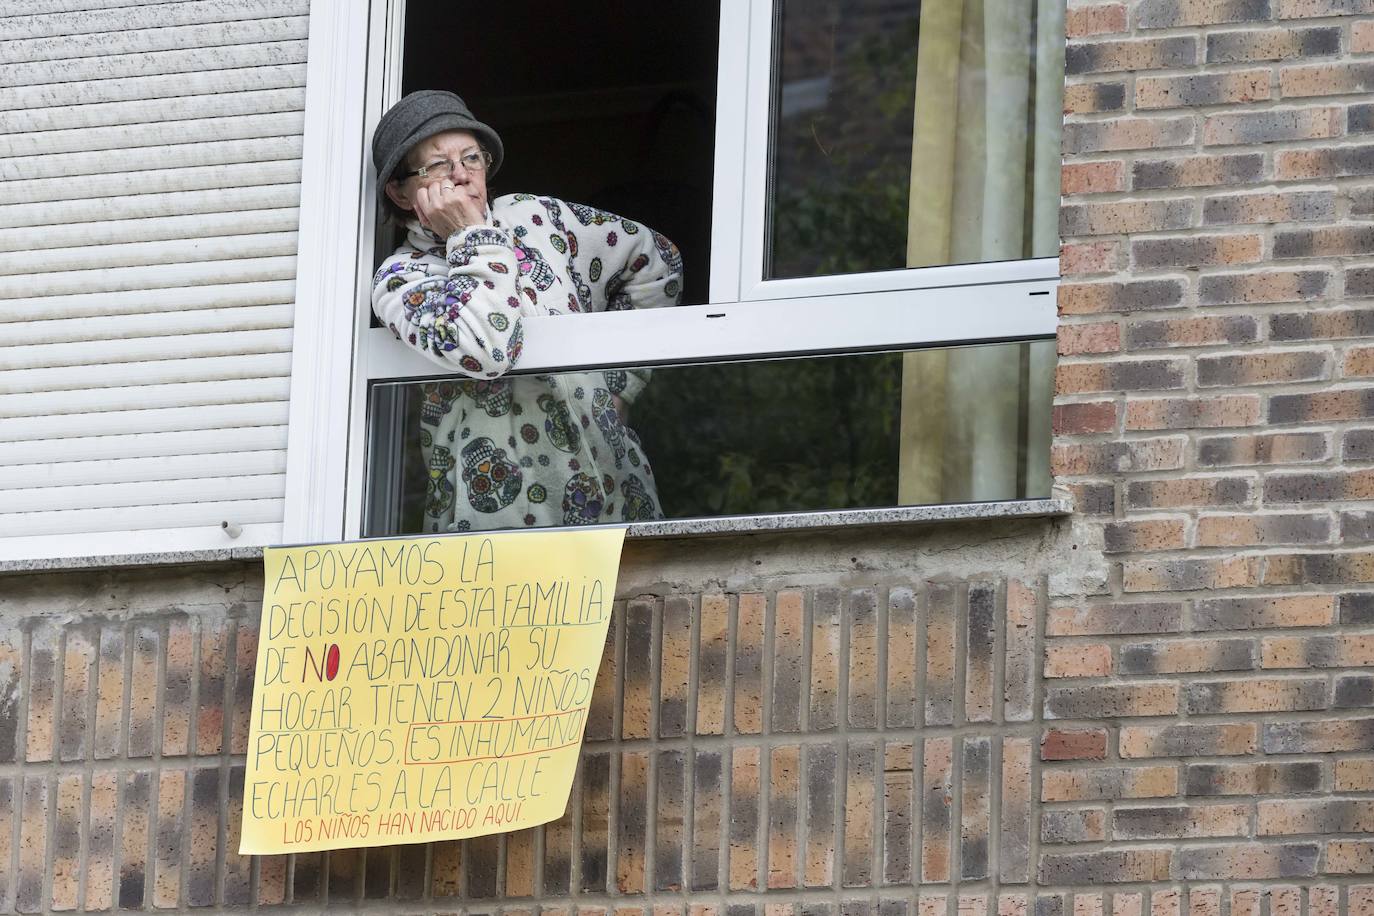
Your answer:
[397,149,493,181]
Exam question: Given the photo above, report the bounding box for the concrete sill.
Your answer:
[0,498,1072,575]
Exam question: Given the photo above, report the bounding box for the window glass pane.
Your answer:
[363,341,1053,537]
[766,0,1064,280]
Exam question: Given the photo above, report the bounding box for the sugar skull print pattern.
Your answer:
[372,193,684,533]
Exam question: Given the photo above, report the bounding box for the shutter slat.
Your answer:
[0,184,302,229]
[0,208,299,253]
[5,39,308,88]
[1,1,207,19]
[2,164,303,210]
[0,330,293,371]
[1,162,302,207]
[0,0,309,41]
[0,16,309,65]
[0,425,289,467]
[4,473,284,512]
[0,65,306,113]
[0,449,287,490]
[0,136,303,182]
[5,110,306,157]
[0,350,293,390]
[0,255,298,299]
[0,279,296,323]
[1,402,290,443]
[2,1,307,549]
[0,377,292,419]
[0,232,299,276]
[0,498,285,538]
[0,304,293,347]
[2,87,306,134]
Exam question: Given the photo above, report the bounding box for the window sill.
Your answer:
[0,498,1072,576]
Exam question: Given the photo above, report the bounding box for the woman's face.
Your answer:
[384,129,489,216]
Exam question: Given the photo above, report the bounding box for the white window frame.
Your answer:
[281,0,1060,546]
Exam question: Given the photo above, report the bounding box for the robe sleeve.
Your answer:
[371,226,525,378]
[564,203,684,403]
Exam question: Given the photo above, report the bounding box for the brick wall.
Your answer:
[1053,0,1374,908]
[0,525,1067,916]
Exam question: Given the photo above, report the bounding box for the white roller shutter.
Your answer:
[0,0,310,560]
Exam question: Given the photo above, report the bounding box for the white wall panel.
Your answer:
[0,2,307,559]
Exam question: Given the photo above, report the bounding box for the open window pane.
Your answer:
[765,0,1064,280]
[362,341,1053,537]
[398,0,720,306]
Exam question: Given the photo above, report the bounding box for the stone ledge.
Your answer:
[0,498,1072,575]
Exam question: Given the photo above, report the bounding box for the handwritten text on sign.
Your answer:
[238,528,625,854]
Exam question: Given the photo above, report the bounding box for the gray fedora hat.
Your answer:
[372,90,504,199]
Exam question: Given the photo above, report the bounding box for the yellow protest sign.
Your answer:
[239,527,625,854]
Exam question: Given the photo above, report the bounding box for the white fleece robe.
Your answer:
[371,193,684,533]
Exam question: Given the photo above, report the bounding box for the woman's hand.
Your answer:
[414,181,487,239]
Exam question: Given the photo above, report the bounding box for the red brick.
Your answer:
[1208,26,1342,63]
[1045,645,1113,678]
[1062,160,1127,195]
[1202,190,1335,225]
[1346,346,1374,377]
[1052,439,1186,476]
[1138,70,1270,109]
[1125,315,1258,350]
[1041,766,1179,802]
[1196,513,1330,547]
[1200,269,1328,305]
[1198,350,1330,386]
[1067,3,1127,37]
[1053,401,1118,435]
[1058,321,1121,355]
[1061,240,1123,275]
[1127,395,1262,430]
[1066,37,1196,75]
[1132,234,1264,269]
[1123,556,1262,592]
[1280,61,1374,97]
[1357,19,1374,53]
[1197,431,1329,466]
[1203,107,1342,145]
[1057,360,1186,395]
[1061,200,1193,236]
[1064,118,1196,154]
[1059,280,1185,316]
[1139,0,1276,27]
[1133,153,1264,190]
[1042,728,1109,760]
[1064,83,1129,116]
[1103,517,1189,553]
